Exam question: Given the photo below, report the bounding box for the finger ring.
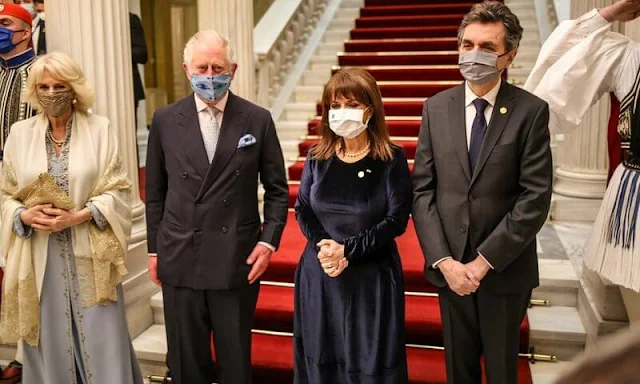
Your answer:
[328,263,334,268]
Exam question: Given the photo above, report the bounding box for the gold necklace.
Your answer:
[342,142,371,158]
[48,131,67,147]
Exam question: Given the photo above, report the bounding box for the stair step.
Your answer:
[133,324,168,377]
[280,139,301,161]
[282,102,318,120]
[334,7,360,19]
[301,68,333,85]
[316,41,345,56]
[329,17,356,29]
[533,259,579,307]
[340,0,365,8]
[528,306,586,361]
[529,361,573,384]
[322,29,352,43]
[276,121,309,141]
[277,120,309,132]
[151,291,583,360]
[151,285,530,351]
[293,85,324,102]
[133,324,535,383]
[310,54,338,69]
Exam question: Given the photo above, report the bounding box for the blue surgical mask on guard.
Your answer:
[190,73,232,102]
[0,26,25,55]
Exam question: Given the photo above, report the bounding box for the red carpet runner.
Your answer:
[141,0,533,382]
[257,0,534,382]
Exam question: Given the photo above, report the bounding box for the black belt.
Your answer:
[622,142,640,170]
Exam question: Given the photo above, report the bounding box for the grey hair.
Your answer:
[457,1,523,52]
[183,30,236,66]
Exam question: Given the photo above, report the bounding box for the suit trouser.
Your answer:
[162,282,260,384]
[438,286,531,384]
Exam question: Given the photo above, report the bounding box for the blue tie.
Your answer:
[469,98,489,170]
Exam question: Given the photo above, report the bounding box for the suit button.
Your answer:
[222,226,228,233]
[182,172,188,179]
[224,199,230,206]
[235,169,241,176]
[460,225,467,233]
[468,194,475,202]
[194,228,202,234]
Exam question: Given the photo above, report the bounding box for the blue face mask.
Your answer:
[0,26,24,55]
[189,73,232,102]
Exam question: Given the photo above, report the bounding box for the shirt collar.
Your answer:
[465,78,502,108]
[0,48,36,70]
[194,91,229,114]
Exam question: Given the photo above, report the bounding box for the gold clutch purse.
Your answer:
[13,173,75,210]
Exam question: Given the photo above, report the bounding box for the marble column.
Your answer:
[197,0,256,101]
[45,0,154,338]
[552,0,622,221]
[559,1,635,346]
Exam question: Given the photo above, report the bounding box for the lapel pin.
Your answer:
[499,107,507,115]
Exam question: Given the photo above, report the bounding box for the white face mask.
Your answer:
[328,108,369,139]
[37,12,45,21]
[21,3,37,18]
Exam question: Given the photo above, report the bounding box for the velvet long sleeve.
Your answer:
[294,153,331,245]
[343,149,412,263]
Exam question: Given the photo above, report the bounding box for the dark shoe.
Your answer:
[0,361,21,384]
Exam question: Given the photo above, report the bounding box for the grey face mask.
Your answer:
[458,50,509,85]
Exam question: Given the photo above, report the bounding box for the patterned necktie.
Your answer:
[469,98,489,170]
[203,107,220,163]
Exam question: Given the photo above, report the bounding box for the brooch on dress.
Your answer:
[357,169,372,179]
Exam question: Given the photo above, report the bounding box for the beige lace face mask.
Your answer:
[37,89,75,117]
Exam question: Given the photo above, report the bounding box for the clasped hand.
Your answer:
[438,257,490,296]
[317,239,349,277]
[20,204,79,233]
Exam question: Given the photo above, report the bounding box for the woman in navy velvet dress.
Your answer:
[293,68,412,383]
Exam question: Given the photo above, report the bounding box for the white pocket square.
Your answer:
[237,134,256,148]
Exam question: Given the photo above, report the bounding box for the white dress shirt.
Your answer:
[149,92,275,257]
[432,79,501,270]
[465,78,501,149]
[524,8,640,134]
[195,91,227,137]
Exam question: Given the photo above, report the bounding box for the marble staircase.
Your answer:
[277,0,362,164]
[132,1,591,383]
[505,0,542,86]
[132,251,586,383]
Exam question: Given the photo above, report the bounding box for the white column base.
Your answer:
[551,167,607,221]
[554,168,608,199]
[551,193,602,222]
[122,269,158,340]
[123,201,155,339]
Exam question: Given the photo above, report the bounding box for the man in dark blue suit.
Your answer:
[145,30,289,384]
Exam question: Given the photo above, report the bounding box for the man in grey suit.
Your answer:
[412,2,553,383]
[145,30,288,384]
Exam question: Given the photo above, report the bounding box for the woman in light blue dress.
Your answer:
[0,52,142,384]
